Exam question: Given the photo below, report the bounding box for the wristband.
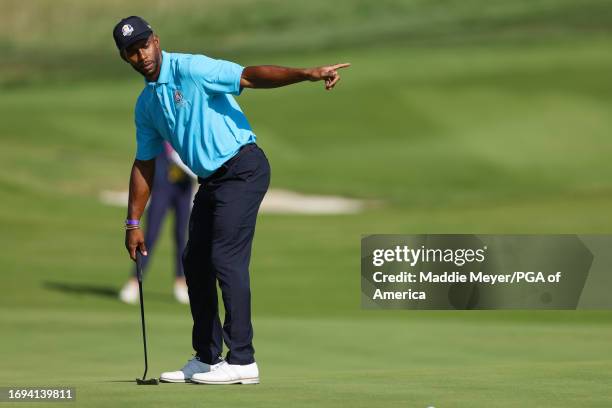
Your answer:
[125,219,140,226]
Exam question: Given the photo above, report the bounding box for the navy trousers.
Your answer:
[182,143,270,365]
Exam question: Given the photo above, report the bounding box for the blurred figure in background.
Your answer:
[119,142,195,304]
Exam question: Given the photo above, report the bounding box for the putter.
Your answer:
[135,251,159,385]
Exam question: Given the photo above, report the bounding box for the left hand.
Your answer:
[308,63,351,90]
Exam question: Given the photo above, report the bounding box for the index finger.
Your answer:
[330,63,351,70]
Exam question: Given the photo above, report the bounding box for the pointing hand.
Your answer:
[308,63,351,90]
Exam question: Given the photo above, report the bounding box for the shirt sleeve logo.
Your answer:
[122,24,134,37]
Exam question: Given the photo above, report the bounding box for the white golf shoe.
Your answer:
[191,361,259,385]
[159,356,212,383]
[118,279,139,304]
[174,279,189,304]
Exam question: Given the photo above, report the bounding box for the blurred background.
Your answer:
[1,1,611,407]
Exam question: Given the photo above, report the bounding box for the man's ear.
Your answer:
[119,50,128,62]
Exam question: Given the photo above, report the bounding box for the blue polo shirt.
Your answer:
[134,50,256,177]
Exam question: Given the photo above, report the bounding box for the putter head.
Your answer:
[136,378,159,385]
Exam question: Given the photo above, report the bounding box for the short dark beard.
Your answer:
[136,51,162,81]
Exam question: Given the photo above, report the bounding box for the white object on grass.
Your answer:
[100,188,368,214]
[118,280,139,304]
[174,281,189,304]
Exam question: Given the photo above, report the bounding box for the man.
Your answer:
[113,16,349,385]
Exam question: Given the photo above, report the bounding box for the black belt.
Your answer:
[197,143,256,184]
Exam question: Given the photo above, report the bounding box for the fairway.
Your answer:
[1,1,612,407]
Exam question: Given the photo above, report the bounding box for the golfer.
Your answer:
[114,16,349,385]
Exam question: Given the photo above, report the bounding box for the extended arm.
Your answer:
[240,63,350,91]
[125,158,155,261]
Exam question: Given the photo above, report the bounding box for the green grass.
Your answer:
[3,308,612,407]
[1,1,612,407]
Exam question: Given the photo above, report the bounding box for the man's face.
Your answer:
[122,34,162,80]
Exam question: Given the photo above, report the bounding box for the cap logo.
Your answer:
[122,24,134,37]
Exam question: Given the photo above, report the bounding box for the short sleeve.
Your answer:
[188,54,244,96]
[134,104,163,161]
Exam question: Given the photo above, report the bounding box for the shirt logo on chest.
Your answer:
[173,89,189,109]
[174,89,184,104]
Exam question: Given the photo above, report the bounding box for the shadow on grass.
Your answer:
[42,281,174,303]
